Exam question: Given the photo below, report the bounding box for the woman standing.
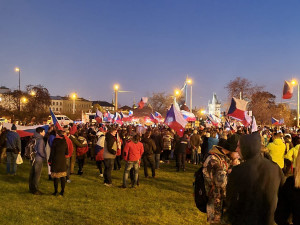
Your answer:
[275,152,300,225]
[49,130,69,196]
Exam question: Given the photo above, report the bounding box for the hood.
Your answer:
[240,132,261,160]
[272,138,285,146]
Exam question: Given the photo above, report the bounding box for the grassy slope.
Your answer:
[0,159,208,225]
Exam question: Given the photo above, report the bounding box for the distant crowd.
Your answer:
[0,123,299,225]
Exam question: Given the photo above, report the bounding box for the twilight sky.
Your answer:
[1,0,300,110]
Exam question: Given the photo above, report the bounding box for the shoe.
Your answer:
[52,192,58,196]
[59,191,64,196]
[99,174,103,178]
[33,190,43,195]
[120,185,127,189]
[67,179,72,183]
[104,183,113,187]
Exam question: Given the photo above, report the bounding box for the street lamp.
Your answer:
[174,89,181,97]
[186,78,192,112]
[291,79,299,127]
[30,90,36,96]
[70,92,77,114]
[15,67,21,91]
[114,84,119,111]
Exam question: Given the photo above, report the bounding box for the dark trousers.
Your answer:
[29,159,43,193]
[177,153,186,171]
[96,160,103,174]
[77,154,86,173]
[54,177,66,194]
[66,157,71,180]
[143,155,155,177]
[104,158,114,184]
[114,156,121,170]
[162,150,170,161]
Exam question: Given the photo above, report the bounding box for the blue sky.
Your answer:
[1,0,300,110]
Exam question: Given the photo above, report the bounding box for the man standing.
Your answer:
[6,124,21,175]
[226,132,285,225]
[29,127,46,195]
[103,127,118,187]
[190,130,202,164]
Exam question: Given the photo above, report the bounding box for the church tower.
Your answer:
[208,93,221,117]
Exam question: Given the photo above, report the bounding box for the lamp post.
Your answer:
[292,79,299,127]
[15,67,21,91]
[71,93,77,114]
[114,84,119,112]
[186,78,192,112]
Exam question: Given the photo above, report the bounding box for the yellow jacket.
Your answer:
[267,138,286,168]
[285,144,299,168]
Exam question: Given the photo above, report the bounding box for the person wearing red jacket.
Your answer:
[122,133,144,188]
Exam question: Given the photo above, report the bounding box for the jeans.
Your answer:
[104,158,115,184]
[6,152,18,174]
[123,161,139,187]
[177,153,186,171]
[29,159,43,193]
[191,149,197,164]
[143,155,155,177]
[155,154,160,169]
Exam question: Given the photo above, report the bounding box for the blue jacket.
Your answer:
[6,131,21,152]
[34,132,46,161]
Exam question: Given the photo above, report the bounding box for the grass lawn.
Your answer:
[0,158,208,225]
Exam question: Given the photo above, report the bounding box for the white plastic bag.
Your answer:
[16,154,23,165]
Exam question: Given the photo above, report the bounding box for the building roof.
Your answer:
[208,93,221,105]
[92,101,115,107]
[119,105,132,111]
[50,96,90,102]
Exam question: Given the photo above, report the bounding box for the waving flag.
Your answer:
[150,113,159,123]
[50,108,63,130]
[271,117,279,125]
[154,111,162,118]
[251,116,258,132]
[241,111,252,127]
[113,112,123,125]
[3,122,49,137]
[95,109,103,123]
[164,103,187,137]
[181,110,196,122]
[279,118,284,125]
[227,97,248,121]
[282,81,293,99]
[138,97,148,109]
[128,110,133,116]
[207,114,220,127]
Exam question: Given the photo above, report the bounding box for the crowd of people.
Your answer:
[0,122,300,224]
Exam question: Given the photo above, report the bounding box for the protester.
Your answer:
[267,132,286,169]
[103,127,118,187]
[76,131,89,175]
[0,127,7,163]
[6,124,21,175]
[226,132,285,225]
[190,130,202,164]
[162,130,173,163]
[95,129,105,177]
[203,134,239,224]
[275,152,300,225]
[175,133,189,172]
[122,132,144,188]
[29,127,46,195]
[151,129,163,169]
[48,130,69,196]
[141,131,156,178]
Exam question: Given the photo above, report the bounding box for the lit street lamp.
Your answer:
[30,90,36,96]
[174,89,181,98]
[291,79,299,127]
[71,93,77,114]
[15,67,21,91]
[114,84,119,111]
[186,78,192,112]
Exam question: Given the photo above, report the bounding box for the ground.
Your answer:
[0,159,208,225]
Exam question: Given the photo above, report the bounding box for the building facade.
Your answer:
[92,101,115,112]
[208,93,221,117]
[50,96,92,114]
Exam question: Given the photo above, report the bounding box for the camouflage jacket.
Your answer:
[203,146,231,224]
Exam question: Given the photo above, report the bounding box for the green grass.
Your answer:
[0,158,208,225]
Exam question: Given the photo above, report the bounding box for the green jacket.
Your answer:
[267,138,285,169]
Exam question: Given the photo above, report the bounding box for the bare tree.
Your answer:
[148,92,173,114]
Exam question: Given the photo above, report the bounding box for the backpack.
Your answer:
[25,138,37,164]
[193,166,208,213]
[193,153,227,213]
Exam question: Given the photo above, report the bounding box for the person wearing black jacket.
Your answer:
[151,129,163,169]
[225,132,285,225]
[142,131,156,178]
[175,133,189,172]
[103,127,117,187]
[275,152,300,225]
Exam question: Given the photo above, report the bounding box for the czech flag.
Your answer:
[227,97,248,121]
[241,111,252,127]
[282,81,293,99]
[154,111,162,118]
[181,110,196,122]
[138,97,148,109]
[95,109,103,123]
[271,117,279,125]
[50,108,63,130]
[150,113,159,124]
[113,112,123,125]
[164,103,187,137]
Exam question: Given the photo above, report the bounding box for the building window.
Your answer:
[60,102,62,106]
[56,102,58,105]
[56,108,58,111]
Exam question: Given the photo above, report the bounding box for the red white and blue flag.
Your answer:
[150,113,159,123]
[227,97,248,121]
[95,109,103,123]
[164,102,187,137]
[113,112,123,125]
[181,110,196,122]
[50,108,63,130]
[282,81,293,99]
[154,111,162,118]
[271,117,279,125]
[207,114,220,127]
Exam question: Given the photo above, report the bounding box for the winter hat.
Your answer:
[223,134,240,152]
[11,124,17,130]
